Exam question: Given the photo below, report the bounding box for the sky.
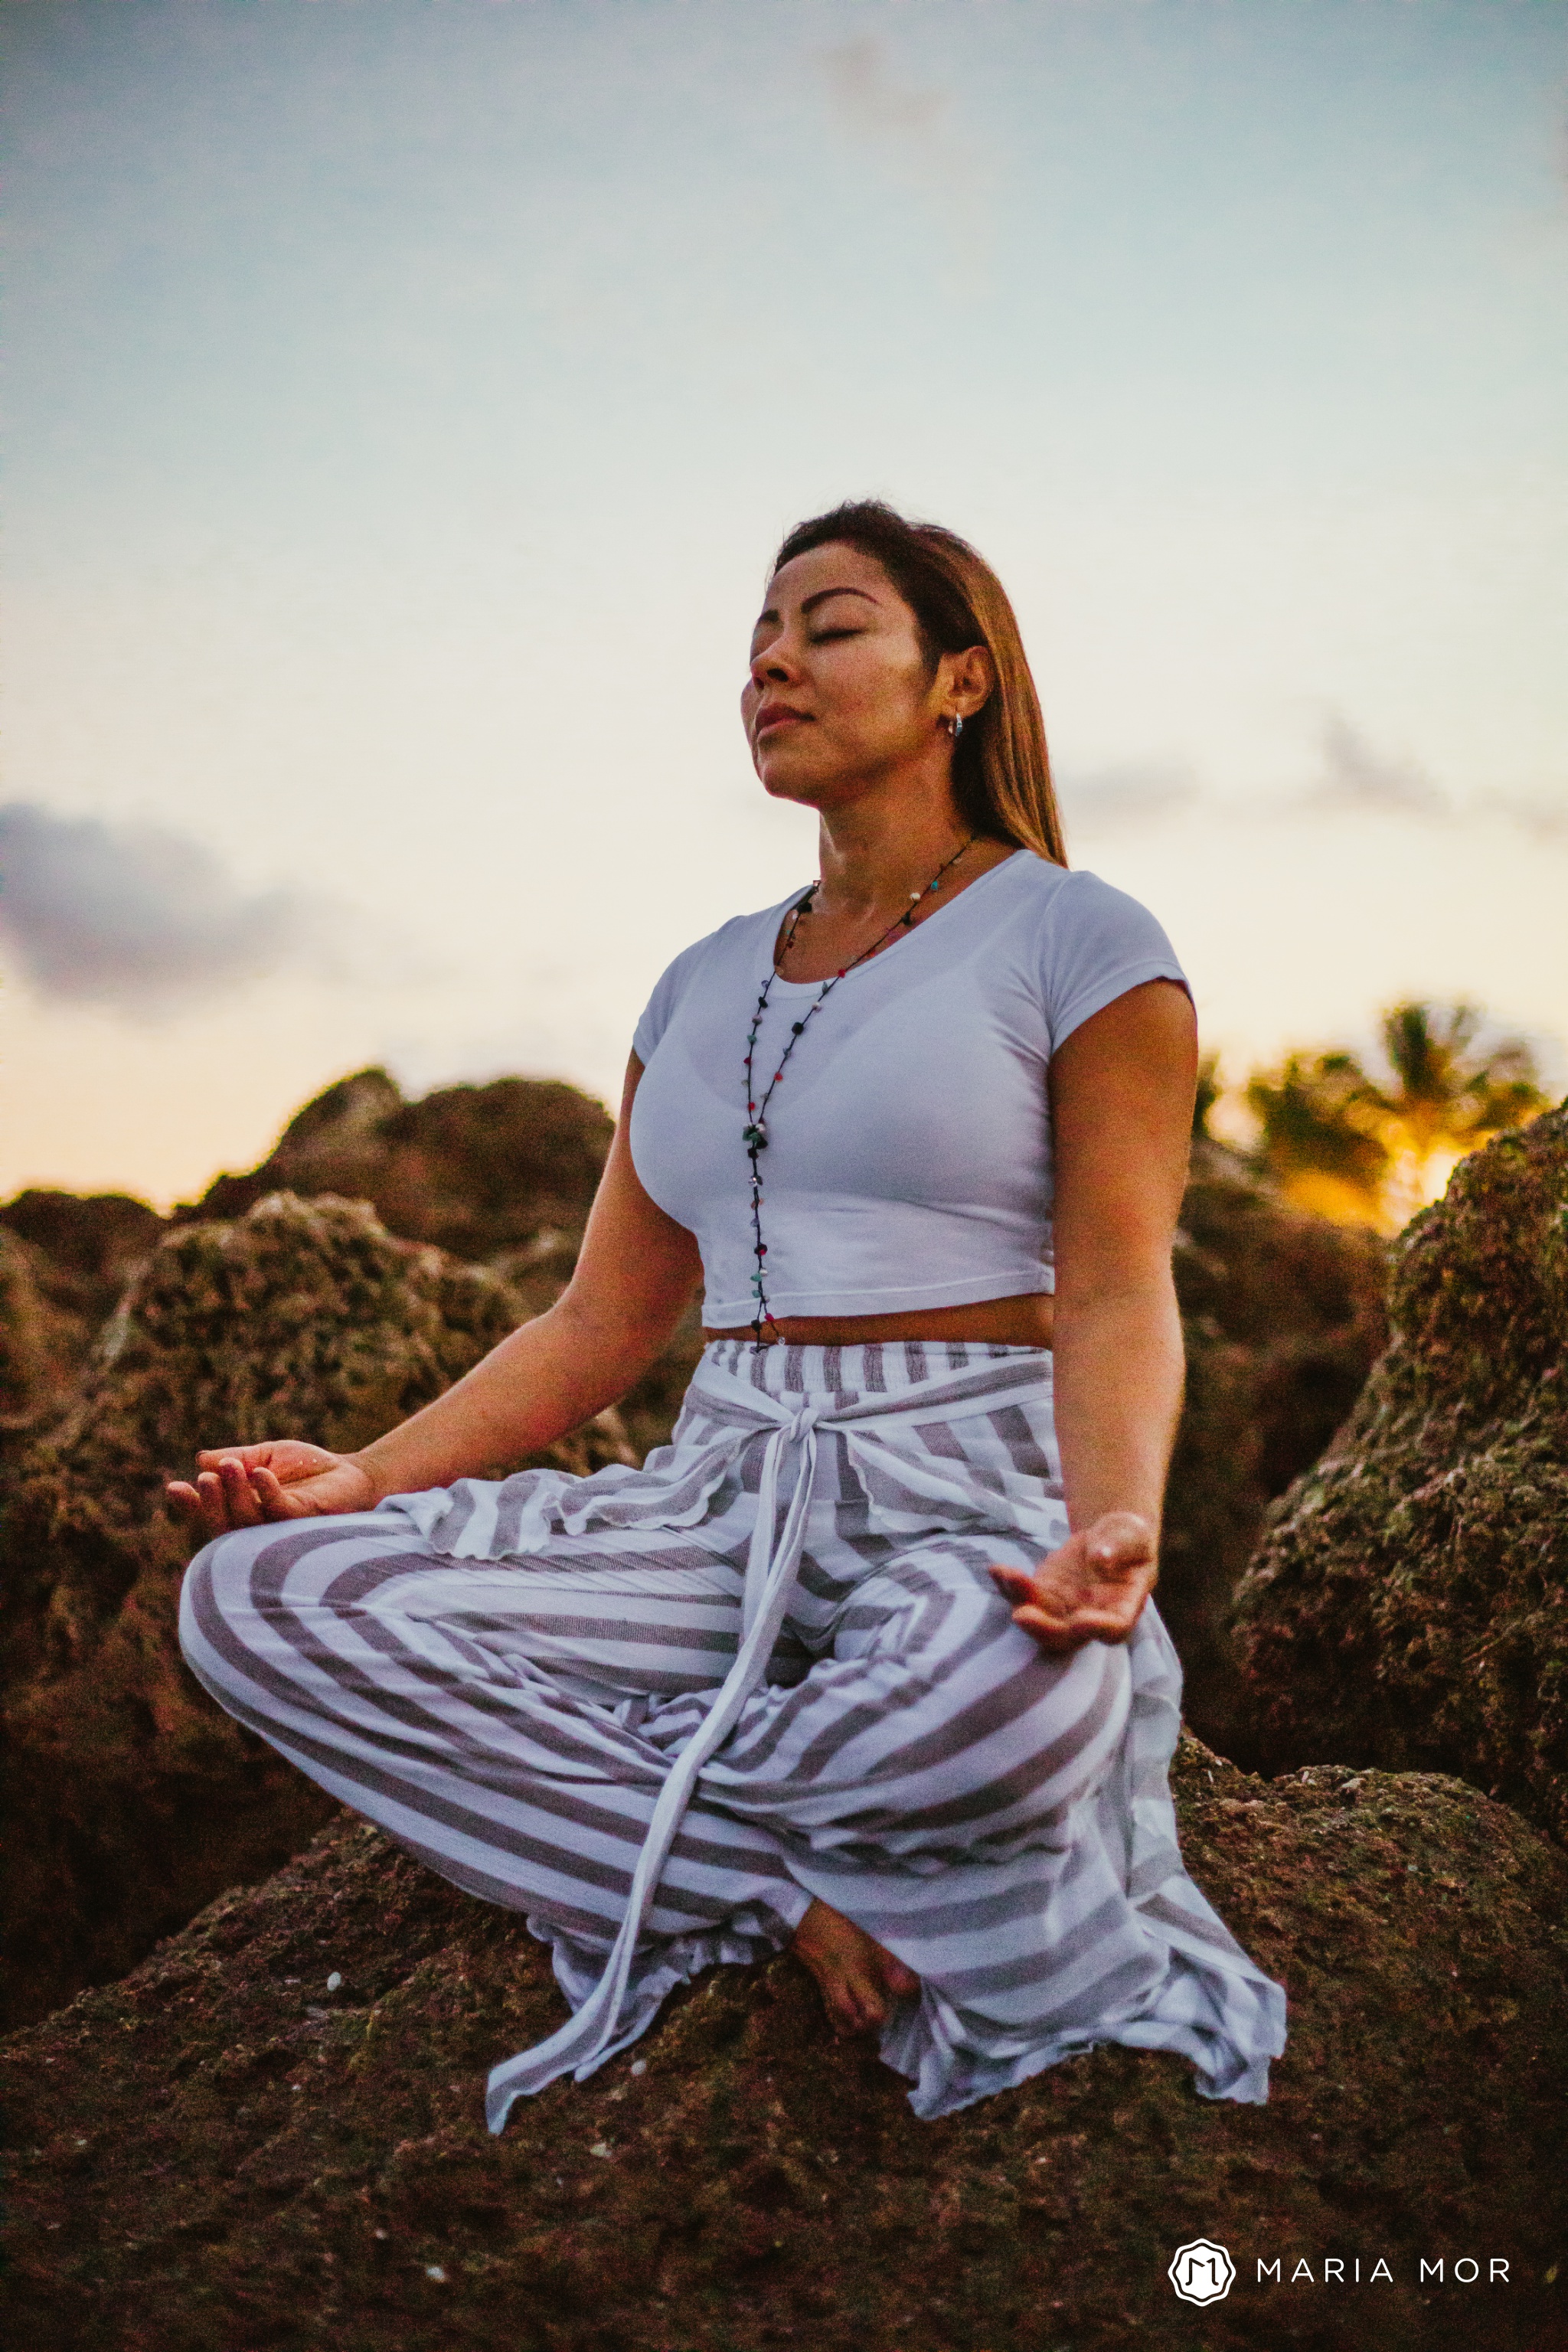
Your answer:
[3,0,1566,1206]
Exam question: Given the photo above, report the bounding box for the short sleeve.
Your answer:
[1039,871,1191,1055]
[632,933,717,1065]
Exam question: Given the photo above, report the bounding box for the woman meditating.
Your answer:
[174,500,1285,2134]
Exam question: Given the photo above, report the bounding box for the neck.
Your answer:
[812,771,977,916]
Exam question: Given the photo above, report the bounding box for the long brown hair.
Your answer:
[769,499,1067,867]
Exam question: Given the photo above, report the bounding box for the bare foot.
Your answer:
[789,1898,920,2036]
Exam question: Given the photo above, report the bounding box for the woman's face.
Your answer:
[742,541,956,808]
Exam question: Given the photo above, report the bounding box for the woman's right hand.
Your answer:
[167,1442,377,1540]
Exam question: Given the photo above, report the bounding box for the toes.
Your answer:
[790,1901,919,2036]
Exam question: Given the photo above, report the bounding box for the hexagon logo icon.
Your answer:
[1168,2239,1236,2305]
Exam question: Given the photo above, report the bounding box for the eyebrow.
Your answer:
[752,584,880,630]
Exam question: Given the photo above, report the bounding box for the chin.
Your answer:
[756,760,827,808]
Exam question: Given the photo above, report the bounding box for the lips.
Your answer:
[753,704,808,741]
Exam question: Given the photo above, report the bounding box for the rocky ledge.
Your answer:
[4,1739,1564,2352]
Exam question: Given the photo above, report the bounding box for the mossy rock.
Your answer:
[175,1067,615,1261]
[4,1740,1563,2350]
[1161,1158,1387,1753]
[1230,1102,1568,1837]
[0,1194,632,2033]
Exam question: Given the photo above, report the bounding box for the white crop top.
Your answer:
[629,850,1188,1326]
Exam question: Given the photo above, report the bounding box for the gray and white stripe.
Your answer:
[179,1340,1285,2129]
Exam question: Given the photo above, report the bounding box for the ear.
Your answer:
[945,643,995,719]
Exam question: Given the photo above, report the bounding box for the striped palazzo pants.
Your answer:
[179,1340,1286,2132]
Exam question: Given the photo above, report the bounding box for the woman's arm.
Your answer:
[169,1054,702,1535]
[990,978,1197,1651]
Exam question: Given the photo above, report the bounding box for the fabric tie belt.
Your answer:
[484,1349,1055,2132]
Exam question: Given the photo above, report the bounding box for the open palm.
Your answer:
[990,1511,1158,1653]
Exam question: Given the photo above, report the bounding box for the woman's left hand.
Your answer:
[990,1511,1158,1653]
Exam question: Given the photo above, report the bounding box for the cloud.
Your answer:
[1057,763,1201,836]
[1292,717,1568,841]
[1472,789,1568,844]
[818,37,951,153]
[0,801,335,1015]
[1054,724,1567,849]
[1299,716,1450,820]
[814,37,987,259]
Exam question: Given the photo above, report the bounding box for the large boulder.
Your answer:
[0,1186,165,1301]
[1230,1103,1568,1838]
[0,1193,634,2033]
[1160,1153,1387,1755]
[168,1065,704,1461]
[175,1067,616,1262]
[0,1192,165,1432]
[0,1229,69,1429]
[4,1740,1563,2351]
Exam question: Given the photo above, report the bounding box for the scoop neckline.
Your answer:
[761,848,1027,995]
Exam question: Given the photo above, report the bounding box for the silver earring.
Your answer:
[948,713,964,743]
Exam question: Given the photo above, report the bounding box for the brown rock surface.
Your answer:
[174,1067,615,1261]
[1161,1152,1388,1754]
[168,1064,704,1459]
[5,1740,1564,2352]
[1230,1104,1568,1836]
[0,1193,634,2033]
[0,1193,165,1430]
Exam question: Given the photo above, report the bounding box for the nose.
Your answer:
[749,633,795,689]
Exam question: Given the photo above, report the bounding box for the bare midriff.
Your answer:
[702,1290,1055,1349]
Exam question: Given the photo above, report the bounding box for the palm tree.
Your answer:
[1243,1002,1549,1232]
[1192,1051,1224,1142]
[1372,1001,1548,1227]
[1245,1050,1390,1226]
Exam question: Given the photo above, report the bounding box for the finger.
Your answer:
[1010,1606,1083,1654]
[1012,1594,1149,1649]
[194,1469,230,1540]
[988,1563,1038,1598]
[165,1479,201,1524]
[1083,1517,1156,1569]
[1083,1538,1155,1577]
[250,1465,305,1521]
[196,1445,269,1470]
[217,1455,265,1530]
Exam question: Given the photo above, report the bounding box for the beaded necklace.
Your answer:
[742,835,977,1343]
